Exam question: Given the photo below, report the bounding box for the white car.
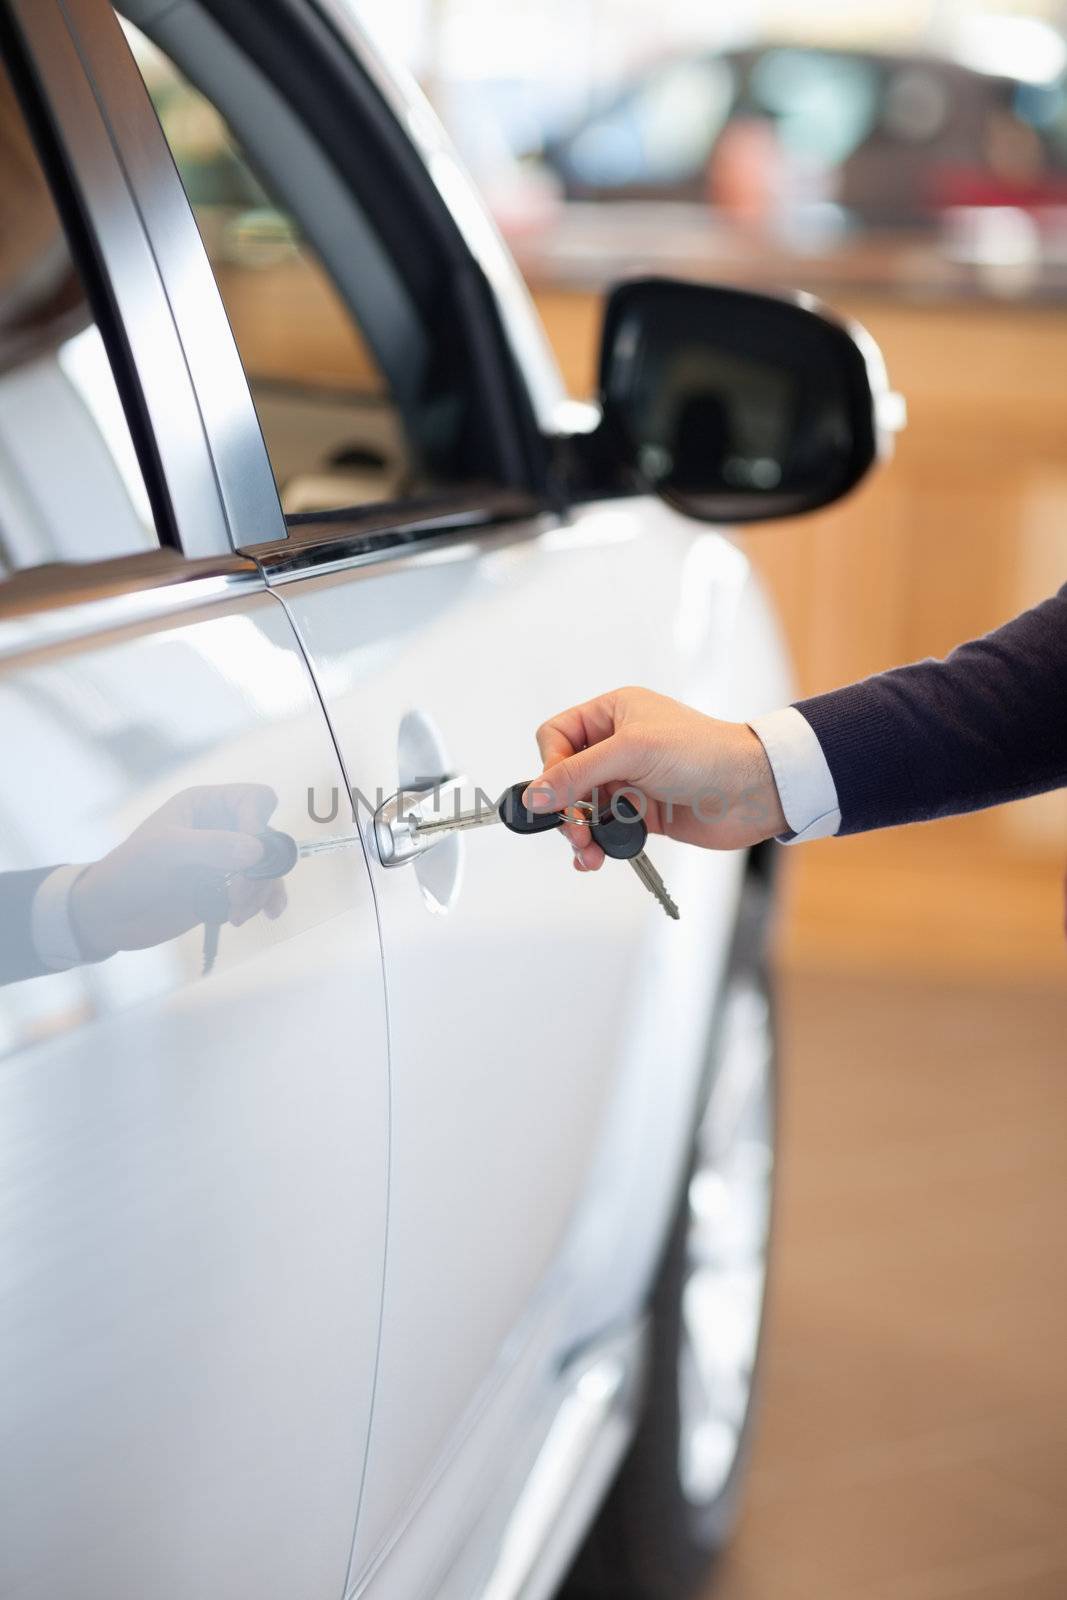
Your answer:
[0,4,896,1598]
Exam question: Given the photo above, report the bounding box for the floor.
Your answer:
[706,969,1067,1600]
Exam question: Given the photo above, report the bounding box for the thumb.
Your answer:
[169,827,266,874]
[523,734,634,812]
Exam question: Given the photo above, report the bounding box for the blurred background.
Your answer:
[126,2,1067,1594]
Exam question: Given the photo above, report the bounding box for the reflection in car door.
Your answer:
[0,5,390,1594]
[0,565,390,1600]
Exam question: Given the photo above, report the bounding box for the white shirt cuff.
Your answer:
[31,864,91,971]
[748,707,842,844]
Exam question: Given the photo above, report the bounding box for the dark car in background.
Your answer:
[540,46,1067,228]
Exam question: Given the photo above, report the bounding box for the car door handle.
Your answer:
[374,775,470,867]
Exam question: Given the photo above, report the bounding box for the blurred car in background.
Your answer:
[127,34,1067,317]
[538,46,1067,232]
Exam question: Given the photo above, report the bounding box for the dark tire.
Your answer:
[560,873,778,1600]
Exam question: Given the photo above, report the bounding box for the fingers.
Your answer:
[534,695,620,774]
[263,881,288,921]
[533,694,630,869]
[170,826,266,874]
[227,877,275,927]
[558,817,605,870]
[523,732,633,816]
[226,783,279,836]
[559,818,592,854]
[162,784,279,834]
[175,829,289,924]
[573,839,605,872]
[534,699,632,870]
[535,713,589,855]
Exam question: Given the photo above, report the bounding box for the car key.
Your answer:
[410,781,567,840]
[385,782,678,918]
[464,782,680,919]
[201,916,222,975]
[199,827,300,975]
[245,827,299,877]
[590,795,680,921]
[294,833,364,858]
[193,870,231,977]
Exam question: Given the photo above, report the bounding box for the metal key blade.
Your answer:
[298,834,367,857]
[202,920,221,975]
[412,806,503,839]
[629,850,680,920]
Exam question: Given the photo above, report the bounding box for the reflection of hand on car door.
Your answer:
[0,784,291,987]
[68,784,287,960]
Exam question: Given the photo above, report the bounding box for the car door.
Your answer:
[0,7,389,1597]
[109,7,794,1595]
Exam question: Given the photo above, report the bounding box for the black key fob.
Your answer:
[191,867,231,925]
[590,794,648,860]
[498,781,566,835]
[244,826,299,879]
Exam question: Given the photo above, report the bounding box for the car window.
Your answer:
[564,58,735,188]
[0,52,158,579]
[746,49,880,167]
[121,20,438,518]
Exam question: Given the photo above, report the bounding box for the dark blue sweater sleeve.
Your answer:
[794,582,1067,835]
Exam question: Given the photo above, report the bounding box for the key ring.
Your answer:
[561,801,597,826]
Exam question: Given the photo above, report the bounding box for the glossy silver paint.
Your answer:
[0,570,388,1599]
[261,497,792,1596]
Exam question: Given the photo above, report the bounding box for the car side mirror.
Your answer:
[598,277,905,524]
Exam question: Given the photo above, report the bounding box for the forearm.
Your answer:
[794,583,1067,835]
[526,587,1067,873]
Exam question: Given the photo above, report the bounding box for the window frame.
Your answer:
[5,0,568,581]
[203,0,551,490]
[2,0,286,561]
[116,0,560,546]
[120,5,440,501]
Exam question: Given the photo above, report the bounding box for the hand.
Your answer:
[525,687,787,871]
[69,784,288,960]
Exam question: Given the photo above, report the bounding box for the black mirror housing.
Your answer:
[597,277,903,525]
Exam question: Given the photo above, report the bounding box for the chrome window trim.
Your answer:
[0,550,264,661]
[0,495,551,666]
[250,491,552,586]
[6,0,286,558]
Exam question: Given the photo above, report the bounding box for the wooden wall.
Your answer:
[533,287,1067,980]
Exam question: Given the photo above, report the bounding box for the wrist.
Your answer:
[68,863,119,962]
[731,723,788,841]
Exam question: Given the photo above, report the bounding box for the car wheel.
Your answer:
[561,874,777,1600]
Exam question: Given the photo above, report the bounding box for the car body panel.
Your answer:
[264,497,793,1590]
[0,579,389,1599]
